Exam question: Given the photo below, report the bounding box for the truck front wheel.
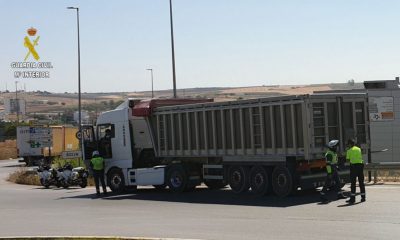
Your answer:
[272,166,293,197]
[166,165,187,193]
[228,166,250,194]
[107,168,125,193]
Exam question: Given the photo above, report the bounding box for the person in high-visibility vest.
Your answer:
[346,139,366,204]
[320,139,346,202]
[90,150,107,196]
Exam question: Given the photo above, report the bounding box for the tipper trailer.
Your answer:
[83,93,369,197]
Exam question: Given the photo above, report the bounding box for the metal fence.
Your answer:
[365,162,400,183]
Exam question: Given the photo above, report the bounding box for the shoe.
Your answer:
[103,191,108,195]
[346,199,355,204]
[361,198,366,202]
[96,192,101,197]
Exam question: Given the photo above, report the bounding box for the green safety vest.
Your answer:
[325,150,338,174]
[91,156,104,171]
[346,146,364,164]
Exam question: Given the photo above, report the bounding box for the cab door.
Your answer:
[82,125,96,160]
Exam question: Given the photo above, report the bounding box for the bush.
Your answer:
[8,167,40,185]
[52,157,86,168]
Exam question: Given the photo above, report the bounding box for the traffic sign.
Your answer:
[75,131,81,140]
[62,151,82,159]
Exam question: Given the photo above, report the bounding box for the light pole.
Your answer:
[169,0,177,98]
[67,6,84,165]
[15,81,19,124]
[146,68,154,98]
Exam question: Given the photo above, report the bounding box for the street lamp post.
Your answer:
[169,0,177,98]
[15,81,19,124]
[67,6,84,165]
[146,68,154,98]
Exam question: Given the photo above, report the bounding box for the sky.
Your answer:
[1,0,400,93]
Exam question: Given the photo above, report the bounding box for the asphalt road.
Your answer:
[0,160,400,240]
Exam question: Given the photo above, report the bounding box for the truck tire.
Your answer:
[250,166,270,195]
[228,166,250,194]
[272,166,293,197]
[204,180,227,190]
[107,168,125,193]
[166,165,187,193]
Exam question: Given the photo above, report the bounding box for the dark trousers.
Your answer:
[321,165,342,197]
[350,164,365,200]
[93,169,107,194]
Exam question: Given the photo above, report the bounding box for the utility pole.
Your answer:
[146,68,154,98]
[15,81,19,124]
[67,6,84,167]
[169,0,177,98]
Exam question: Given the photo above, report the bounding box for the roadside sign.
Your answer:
[62,151,82,159]
[29,127,53,148]
[369,97,394,121]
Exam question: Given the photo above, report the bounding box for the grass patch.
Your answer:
[52,157,86,168]
[8,167,40,185]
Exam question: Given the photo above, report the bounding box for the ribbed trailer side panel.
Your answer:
[150,97,307,158]
[148,94,369,161]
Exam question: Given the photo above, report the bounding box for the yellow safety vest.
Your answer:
[325,150,338,174]
[346,146,364,164]
[91,156,104,170]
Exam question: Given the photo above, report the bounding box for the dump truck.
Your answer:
[82,92,369,197]
[17,125,79,165]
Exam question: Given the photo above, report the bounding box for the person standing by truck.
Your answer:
[346,139,366,204]
[320,140,346,202]
[90,151,107,196]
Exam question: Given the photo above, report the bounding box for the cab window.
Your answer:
[97,124,114,158]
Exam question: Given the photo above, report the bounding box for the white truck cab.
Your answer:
[86,99,165,192]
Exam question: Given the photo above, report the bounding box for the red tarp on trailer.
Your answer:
[132,98,213,117]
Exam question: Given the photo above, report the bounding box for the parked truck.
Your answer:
[82,93,369,197]
[17,125,79,165]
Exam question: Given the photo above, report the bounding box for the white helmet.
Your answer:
[327,140,339,148]
[92,150,100,157]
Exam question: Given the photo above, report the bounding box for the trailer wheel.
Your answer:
[204,180,227,190]
[228,166,250,194]
[272,166,293,197]
[166,165,187,193]
[107,168,125,193]
[250,166,270,195]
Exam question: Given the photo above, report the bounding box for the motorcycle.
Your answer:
[58,163,89,188]
[37,164,62,188]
